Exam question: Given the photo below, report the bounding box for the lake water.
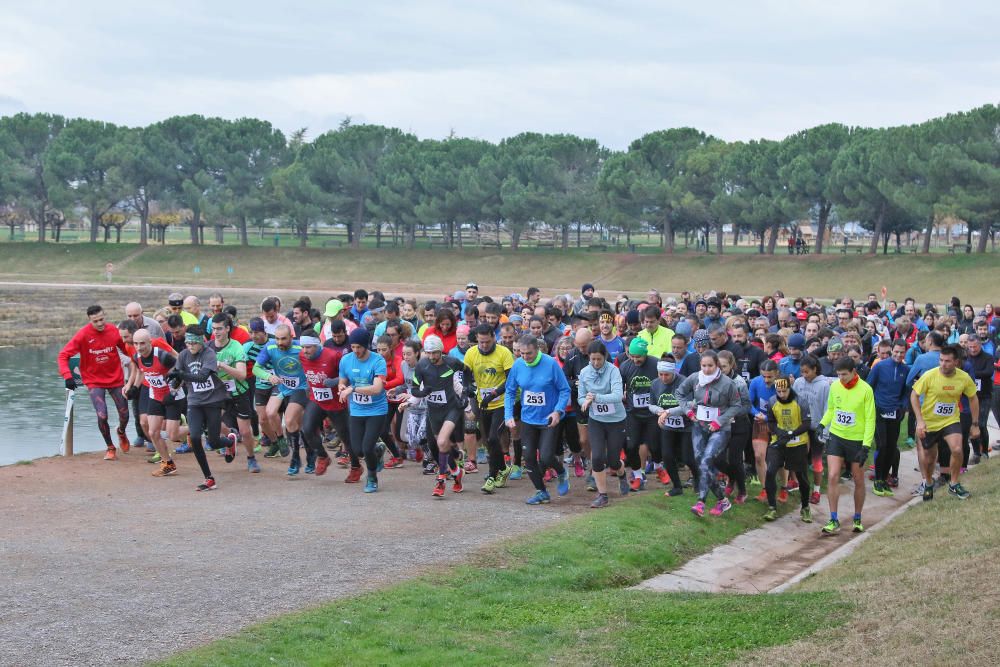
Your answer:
[0,345,108,465]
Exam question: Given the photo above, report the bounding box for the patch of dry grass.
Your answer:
[743,459,1000,666]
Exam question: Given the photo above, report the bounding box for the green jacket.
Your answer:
[819,378,876,447]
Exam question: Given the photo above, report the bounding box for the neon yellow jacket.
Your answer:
[819,377,876,447]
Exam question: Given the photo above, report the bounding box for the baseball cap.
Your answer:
[323,299,344,318]
[628,338,649,355]
[787,333,806,349]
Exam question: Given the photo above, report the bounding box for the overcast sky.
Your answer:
[1,1,997,148]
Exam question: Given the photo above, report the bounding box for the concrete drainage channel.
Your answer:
[633,422,998,595]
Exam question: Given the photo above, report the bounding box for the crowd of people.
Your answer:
[57,283,1000,535]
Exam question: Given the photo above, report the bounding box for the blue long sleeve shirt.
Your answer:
[905,350,940,389]
[866,359,909,413]
[748,375,776,417]
[504,353,571,426]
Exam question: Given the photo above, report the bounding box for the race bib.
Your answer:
[932,402,955,417]
[975,378,982,391]
[224,379,236,393]
[146,374,166,389]
[173,387,186,400]
[741,371,750,382]
[879,410,897,420]
[523,391,546,407]
[192,379,214,393]
[664,415,684,429]
[632,393,651,408]
[697,405,720,422]
[594,402,612,415]
[353,392,373,405]
[479,388,494,401]
[427,390,447,404]
[280,376,300,389]
[834,410,856,427]
[312,387,333,402]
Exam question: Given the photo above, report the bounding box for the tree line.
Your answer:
[0,105,997,253]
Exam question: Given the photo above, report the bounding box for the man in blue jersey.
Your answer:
[254,324,310,475]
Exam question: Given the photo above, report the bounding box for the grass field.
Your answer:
[0,242,996,304]
[155,491,842,667]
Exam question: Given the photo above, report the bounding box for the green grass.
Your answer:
[0,241,995,303]
[156,492,844,666]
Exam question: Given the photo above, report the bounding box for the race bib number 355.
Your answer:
[932,402,955,417]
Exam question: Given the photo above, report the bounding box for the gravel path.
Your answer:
[0,449,590,666]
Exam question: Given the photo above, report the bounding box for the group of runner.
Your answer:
[58,285,1000,535]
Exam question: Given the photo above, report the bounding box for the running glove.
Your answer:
[854,446,870,465]
[64,378,77,390]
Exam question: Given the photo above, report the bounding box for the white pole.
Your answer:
[60,388,75,457]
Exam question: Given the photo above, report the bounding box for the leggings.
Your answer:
[874,414,902,482]
[88,386,129,447]
[658,428,687,491]
[718,416,749,496]
[691,426,728,502]
[301,402,341,458]
[349,414,386,475]
[522,422,564,492]
[765,445,810,509]
[406,410,428,457]
[558,413,581,455]
[328,409,359,468]
[378,401,403,458]
[971,400,991,456]
[992,391,1000,434]
[130,391,147,442]
[960,411,972,467]
[588,419,626,473]
[479,407,506,478]
[186,402,227,480]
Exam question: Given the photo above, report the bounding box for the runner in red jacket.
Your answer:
[57,305,131,460]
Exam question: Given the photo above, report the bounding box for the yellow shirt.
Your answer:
[463,344,514,411]
[638,326,674,360]
[912,367,976,432]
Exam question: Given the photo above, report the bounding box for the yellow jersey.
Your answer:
[463,344,514,411]
[912,367,976,432]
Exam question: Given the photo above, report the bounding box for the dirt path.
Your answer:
[0,450,589,666]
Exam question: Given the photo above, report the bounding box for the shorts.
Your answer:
[427,407,465,444]
[921,422,962,449]
[751,419,771,444]
[148,394,186,421]
[254,385,276,407]
[223,390,254,424]
[626,415,659,450]
[138,390,151,415]
[769,443,808,469]
[277,389,308,410]
[574,405,588,426]
[826,433,865,463]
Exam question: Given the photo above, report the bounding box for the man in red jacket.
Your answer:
[58,305,131,460]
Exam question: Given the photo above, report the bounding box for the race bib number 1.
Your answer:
[523,391,546,407]
[696,405,720,422]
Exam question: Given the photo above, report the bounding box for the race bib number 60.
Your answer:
[594,402,611,415]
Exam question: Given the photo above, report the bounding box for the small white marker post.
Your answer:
[61,388,75,457]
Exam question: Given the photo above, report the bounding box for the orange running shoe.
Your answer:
[344,466,363,483]
[433,475,447,497]
[778,489,789,504]
[315,456,331,476]
[104,447,117,461]
[755,489,768,502]
[656,468,671,486]
[118,431,130,453]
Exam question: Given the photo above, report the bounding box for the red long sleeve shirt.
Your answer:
[58,324,128,388]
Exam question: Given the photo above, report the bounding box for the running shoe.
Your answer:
[477,447,488,464]
[905,437,915,448]
[590,493,609,509]
[415,448,424,462]
[495,466,512,488]
[763,507,778,521]
[481,476,497,494]
[873,481,894,497]
[196,478,217,492]
[315,456,331,476]
[656,468,671,486]
[422,460,438,475]
[364,477,378,493]
[335,451,349,467]
[574,459,585,478]
[509,465,523,480]
[152,461,177,477]
[800,507,812,523]
[144,441,156,453]
[526,490,551,505]
[644,460,655,475]
[224,433,238,463]
[247,457,261,474]
[171,440,190,454]
[118,431,131,453]
[103,447,117,461]
[264,442,281,458]
[970,454,981,465]
[948,483,970,500]
[709,498,732,516]
[385,456,404,469]
[277,437,289,458]
[690,500,705,517]
[375,443,386,473]
[749,474,761,487]
[433,475,447,497]
[852,518,864,533]
[960,467,968,474]
[665,487,684,497]
[452,465,464,493]
[253,443,262,453]
[630,474,645,492]
[345,466,363,483]
[287,462,300,476]
[786,478,799,492]
[777,489,789,504]
[724,484,733,498]
[618,473,630,496]
[810,490,821,505]
[585,474,597,492]
[304,462,316,474]
[820,519,840,535]
[887,475,899,488]
[755,490,768,503]
[734,492,747,504]
[934,476,948,490]
[557,468,570,496]
[464,460,479,474]
[147,452,162,464]
[543,468,556,483]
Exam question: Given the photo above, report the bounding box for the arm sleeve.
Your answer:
[555,361,571,417]
[384,358,404,390]
[57,333,79,379]
[595,368,624,404]
[765,400,778,433]
[252,347,273,381]
[504,365,519,421]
